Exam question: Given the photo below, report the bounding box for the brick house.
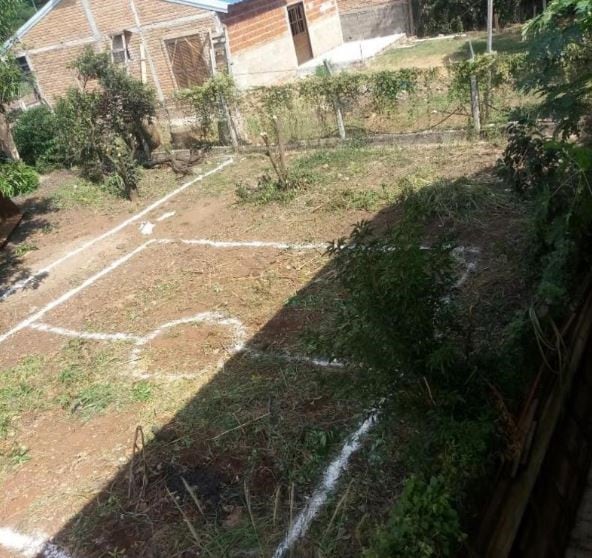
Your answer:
[337,0,414,41]
[5,0,344,106]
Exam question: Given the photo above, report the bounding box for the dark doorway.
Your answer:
[288,3,313,65]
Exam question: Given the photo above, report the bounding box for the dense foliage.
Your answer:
[365,476,462,558]
[53,48,157,199]
[355,2,592,555]
[13,105,57,167]
[413,0,536,36]
[0,161,38,197]
[177,73,238,141]
[520,0,592,138]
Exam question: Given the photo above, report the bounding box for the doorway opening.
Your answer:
[288,3,313,65]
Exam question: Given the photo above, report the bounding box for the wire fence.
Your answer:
[168,53,533,148]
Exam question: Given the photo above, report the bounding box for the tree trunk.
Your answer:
[0,109,20,161]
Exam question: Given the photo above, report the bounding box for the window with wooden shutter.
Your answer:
[165,34,212,90]
[111,33,130,65]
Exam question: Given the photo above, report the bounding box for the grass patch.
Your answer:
[398,176,508,223]
[12,242,38,257]
[328,185,397,211]
[371,28,529,71]
[0,356,45,438]
[51,178,124,210]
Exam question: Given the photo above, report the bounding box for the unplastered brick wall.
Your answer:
[223,0,342,88]
[11,0,216,104]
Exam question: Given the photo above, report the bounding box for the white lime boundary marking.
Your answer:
[0,527,70,558]
[0,158,234,302]
[0,241,157,345]
[0,238,326,347]
[27,316,344,381]
[130,311,247,380]
[180,239,327,250]
[272,412,379,558]
[30,322,143,342]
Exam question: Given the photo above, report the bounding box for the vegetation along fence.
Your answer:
[173,52,532,147]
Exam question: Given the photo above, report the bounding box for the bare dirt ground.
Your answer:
[0,142,529,557]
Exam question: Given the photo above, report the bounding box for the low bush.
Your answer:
[13,105,58,168]
[0,161,39,197]
[235,168,314,205]
[327,220,458,392]
[365,475,464,558]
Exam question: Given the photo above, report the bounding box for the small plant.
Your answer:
[177,73,239,142]
[501,121,562,196]
[235,169,313,205]
[365,475,464,558]
[0,161,39,197]
[12,242,38,257]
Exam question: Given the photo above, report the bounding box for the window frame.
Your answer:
[111,32,131,65]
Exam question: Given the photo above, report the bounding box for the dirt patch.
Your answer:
[139,323,239,378]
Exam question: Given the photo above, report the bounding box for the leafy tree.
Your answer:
[0,0,19,42]
[0,0,23,160]
[521,0,592,138]
[13,105,57,166]
[53,48,157,200]
[0,56,22,160]
[413,0,535,36]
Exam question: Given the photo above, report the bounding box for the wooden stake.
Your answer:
[323,60,347,141]
[469,41,481,135]
[272,115,288,185]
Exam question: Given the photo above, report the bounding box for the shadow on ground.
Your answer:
[0,195,58,295]
[33,165,528,558]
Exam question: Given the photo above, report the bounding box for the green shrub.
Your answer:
[327,221,457,390]
[236,168,315,205]
[0,161,39,197]
[365,475,464,558]
[13,106,58,168]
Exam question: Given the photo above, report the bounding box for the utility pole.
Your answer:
[487,0,494,53]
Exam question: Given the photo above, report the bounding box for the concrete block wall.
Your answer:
[338,0,411,40]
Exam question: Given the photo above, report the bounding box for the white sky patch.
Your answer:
[139,221,155,235]
[0,527,71,558]
[272,412,379,558]
[156,211,176,222]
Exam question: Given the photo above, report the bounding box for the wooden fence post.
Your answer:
[469,41,481,135]
[271,115,288,183]
[323,60,347,141]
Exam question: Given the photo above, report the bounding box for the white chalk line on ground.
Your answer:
[0,240,156,345]
[26,316,344,380]
[0,158,234,302]
[129,312,247,380]
[0,238,330,347]
[30,322,143,343]
[156,211,176,222]
[0,527,71,558]
[272,411,379,558]
[179,239,327,251]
